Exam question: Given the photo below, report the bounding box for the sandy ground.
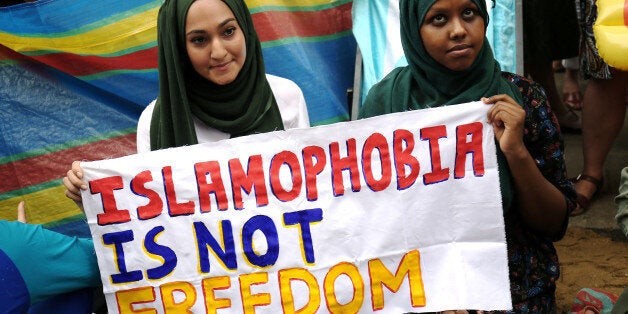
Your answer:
[552,70,628,312]
[555,227,628,312]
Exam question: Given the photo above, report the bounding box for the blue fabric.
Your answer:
[0,249,30,314]
[488,0,517,73]
[0,221,100,305]
[28,288,95,314]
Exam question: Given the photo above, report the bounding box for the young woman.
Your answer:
[64,0,310,201]
[359,0,577,311]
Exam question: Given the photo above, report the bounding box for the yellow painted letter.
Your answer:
[160,281,196,313]
[116,286,157,314]
[324,262,364,314]
[201,276,232,313]
[240,272,271,313]
[278,268,321,313]
[368,249,425,310]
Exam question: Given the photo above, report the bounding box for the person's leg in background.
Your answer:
[573,70,627,214]
[562,56,583,110]
[571,0,628,215]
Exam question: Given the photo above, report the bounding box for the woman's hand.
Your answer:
[62,161,86,205]
[17,201,26,223]
[483,94,526,158]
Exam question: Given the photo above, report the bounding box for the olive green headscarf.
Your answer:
[150,0,283,150]
[359,0,523,211]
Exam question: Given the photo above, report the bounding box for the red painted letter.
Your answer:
[362,133,392,192]
[229,155,268,209]
[420,125,449,184]
[269,151,303,202]
[393,129,420,190]
[90,176,131,225]
[130,170,163,220]
[302,145,327,201]
[455,122,485,178]
[329,138,361,196]
[195,161,228,212]
[163,166,195,216]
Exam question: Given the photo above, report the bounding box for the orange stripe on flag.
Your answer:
[0,133,136,194]
[251,3,352,42]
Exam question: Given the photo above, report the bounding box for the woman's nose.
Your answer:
[210,39,228,60]
[449,18,467,39]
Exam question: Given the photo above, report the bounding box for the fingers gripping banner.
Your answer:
[81,102,511,313]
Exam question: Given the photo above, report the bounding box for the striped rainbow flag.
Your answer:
[0,0,355,237]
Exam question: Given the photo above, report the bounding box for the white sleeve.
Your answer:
[138,76,308,154]
[267,74,310,129]
[136,100,156,154]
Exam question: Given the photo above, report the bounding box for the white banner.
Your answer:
[82,102,511,313]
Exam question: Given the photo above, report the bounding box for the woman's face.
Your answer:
[185,0,246,85]
[419,0,485,71]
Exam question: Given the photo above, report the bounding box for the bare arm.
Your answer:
[483,95,567,236]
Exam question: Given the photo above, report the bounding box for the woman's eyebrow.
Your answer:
[186,29,206,36]
[185,18,237,36]
[218,18,236,28]
[426,6,448,14]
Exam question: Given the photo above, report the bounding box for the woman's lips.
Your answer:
[211,61,231,71]
[447,44,472,57]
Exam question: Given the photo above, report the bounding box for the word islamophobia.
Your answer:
[82,104,510,313]
[92,122,485,227]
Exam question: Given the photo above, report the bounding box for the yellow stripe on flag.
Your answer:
[0,7,158,55]
[0,185,83,225]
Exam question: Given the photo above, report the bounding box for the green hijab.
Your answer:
[359,0,523,211]
[150,0,283,150]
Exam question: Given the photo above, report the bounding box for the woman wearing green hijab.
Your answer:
[141,0,310,152]
[359,0,576,311]
[64,0,310,201]
[140,0,309,152]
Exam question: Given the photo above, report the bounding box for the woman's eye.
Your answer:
[431,14,446,25]
[463,8,476,18]
[190,36,206,45]
[223,26,237,37]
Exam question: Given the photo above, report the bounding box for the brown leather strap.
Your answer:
[576,174,603,190]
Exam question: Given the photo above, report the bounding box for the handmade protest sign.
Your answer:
[81,101,511,313]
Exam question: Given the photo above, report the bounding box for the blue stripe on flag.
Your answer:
[0,62,141,158]
[0,0,160,35]
[263,35,357,125]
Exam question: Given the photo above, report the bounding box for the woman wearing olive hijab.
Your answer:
[360,0,576,311]
[143,0,309,151]
[64,0,310,200]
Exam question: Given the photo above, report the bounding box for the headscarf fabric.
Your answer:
[150,0,283,150]
[359,0,523,211]
[360,0,523,115]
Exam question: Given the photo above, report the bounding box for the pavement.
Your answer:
[556,72,628,235]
